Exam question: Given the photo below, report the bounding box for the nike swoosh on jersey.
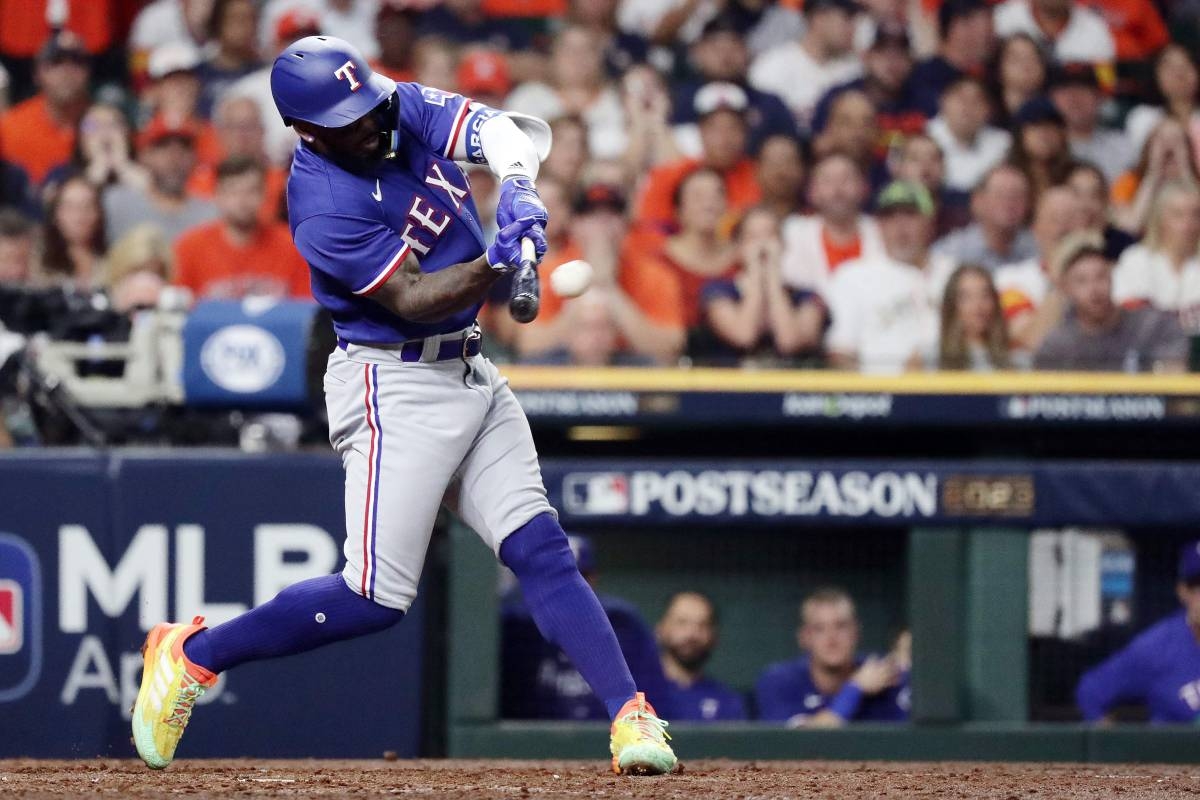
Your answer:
[372,180,383,202]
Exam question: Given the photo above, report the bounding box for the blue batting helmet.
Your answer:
[270,35,396,128]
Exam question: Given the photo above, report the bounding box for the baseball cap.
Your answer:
[1013,96,1066,128]
[694,81,749,118]
[138,116,200,149]
[1180,541,1200,583]
[876,180,934,216]
[869,22,911,52]
[806,0,859,16]
[148,41,203,80]
[38,29,88,64]
[275,8,322,42]
[457,50,511,98]
[574,183,627,215]
[938,0,988,38]
[1049,62,1101,92]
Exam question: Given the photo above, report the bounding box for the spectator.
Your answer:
[0,30,91,185]
[755,587,909,727]
[1035,234,1186,371]
[523,292,657,366]
[933,163,1036,271]
[615,0,803,51]
[993,0,1116,64]
[142,41,222,167]
[912,0,995,116]
[890,132,970,236]
[1079,0,1169,63]
[518,182,685,365]
[371,1,420,82]
[129,0,213,83]
[188,95,287,224]
[995,184,1086,351]
[102,224,173,314]
[1048,63,1134,183]
[457,49,512,110]
[0,210,35,286]
[825,181,948,372]
[812,90,889,193]
[542,115,589,194]
[173,156,308,300]
[1113,182,1200,332]
[505,25,625,159]
[620,65,682,183]
[672,13,799,153]
[926,76,1013,194]
[1066,161,1134,260]
[567,0,648,79]
[1124,44,1200,171]
[414,0,534,56]
[0,157,36,221]
[44,103,150,198]
[1112,117,1200,236]
[748,0,862,134]
[781,152,884,294]
[412,36,461,93]
[1077,540,1200,722]
[226,9,322,167]
[635,82,760,234]
[697,206,826,365]
[36,175,107,289]
[987,33,1048,128]
[812,24,928,149]
[1010,96,1074,197]
[195,0,263,118]
[937,263,1015,370]
[103,117,218,244]
[755,134,806,221]
[656,591,746,722]
[501,534,670,720]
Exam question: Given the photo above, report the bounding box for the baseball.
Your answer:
[550,259,594,298]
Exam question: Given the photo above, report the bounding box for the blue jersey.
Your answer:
[288,83,500,344]
[668,675,747,722]
[1076,610,1200,723]
[755,655,910,724]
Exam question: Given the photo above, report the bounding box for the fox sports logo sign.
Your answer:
[200,325,286,394]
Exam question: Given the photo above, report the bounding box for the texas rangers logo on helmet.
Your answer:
[334,60,363,91]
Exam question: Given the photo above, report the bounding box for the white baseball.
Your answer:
[549,259,594,298]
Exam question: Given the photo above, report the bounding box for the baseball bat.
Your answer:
[508,237,540,323]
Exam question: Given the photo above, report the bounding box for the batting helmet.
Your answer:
[270,35,396,128]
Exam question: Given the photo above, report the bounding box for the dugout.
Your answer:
[444,368,1200,764]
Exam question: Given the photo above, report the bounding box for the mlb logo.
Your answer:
[0,581,21,654]
[563,473,629,515]
[0,533,40,702]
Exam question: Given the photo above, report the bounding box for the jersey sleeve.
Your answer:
[754,663,800,722]
[293,214,411,297]
[1075,642,1148,721]
[395,82,501,163]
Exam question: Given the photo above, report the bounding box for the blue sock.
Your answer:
[182,573,403,674]
[500,513,637,720]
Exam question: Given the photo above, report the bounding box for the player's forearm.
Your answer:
[370,252,499,324]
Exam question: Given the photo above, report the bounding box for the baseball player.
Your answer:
[131,35,676,776]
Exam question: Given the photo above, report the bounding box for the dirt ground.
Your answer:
[2,759,1200,799]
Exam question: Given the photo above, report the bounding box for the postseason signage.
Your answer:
[543,459,1200,527]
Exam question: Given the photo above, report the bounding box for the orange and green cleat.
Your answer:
[131,616,217,769]
[609,692,677,775]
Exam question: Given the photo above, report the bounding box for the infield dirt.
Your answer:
[2,758,1199,798]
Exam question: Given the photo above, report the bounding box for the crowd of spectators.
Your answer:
[0,0,1199,375]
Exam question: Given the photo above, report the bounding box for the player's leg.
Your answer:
[450,359,676,775]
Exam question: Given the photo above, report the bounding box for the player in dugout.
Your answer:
[1076,541,1200,723]
[756,587,910,726]
[656,591,747,721]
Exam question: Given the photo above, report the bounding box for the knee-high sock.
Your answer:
[182,573,403,674]
[500,512,637,720]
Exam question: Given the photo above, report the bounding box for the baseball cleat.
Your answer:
[609,692,677,776]
[132,616,217,769]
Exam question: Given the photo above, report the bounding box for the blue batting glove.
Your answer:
[486,217,547,273]
[497,177,548,231]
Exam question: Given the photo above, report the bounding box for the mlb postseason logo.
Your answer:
[564,473,630,515]
[0,533,41,701]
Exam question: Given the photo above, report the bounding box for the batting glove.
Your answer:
[497,177,548,231]
[486,217,548,273]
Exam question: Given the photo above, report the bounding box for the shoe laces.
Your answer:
[618,706,671,744]
[165,677,206,729]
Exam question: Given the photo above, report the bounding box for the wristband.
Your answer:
[827,681,865,721]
